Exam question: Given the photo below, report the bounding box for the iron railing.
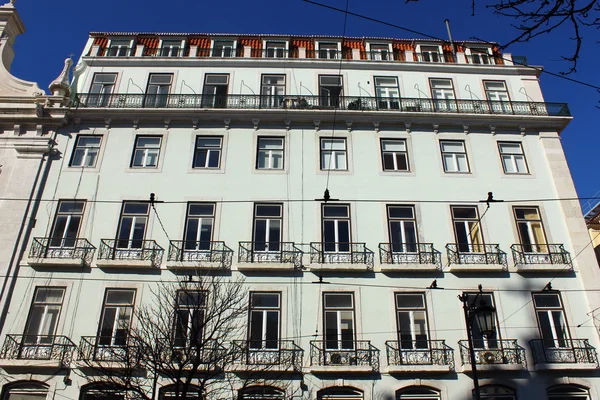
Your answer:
[386,340,454,370]
[306,49,351,59]
[79,336,138,362]
[379,243,441,267]
[29,237,96,266]
[142,47,188,57]
[231,340,303,370]
[310,242,374,267]
[415,52,451,63]
[310,340,379,371]
[168,240,233,269]
[195,47,244,58]
[458,340,526,368]
[360,50,401,61]
[167,340,226,367]
[238,242,303,268]
[530,339,598,366]
[101,47,135,57]
[511,244,572,266]
[0,335,76,366]
[446,243,507,268]
[98,239,164,267]
[465,54,495,65]
[261,48,291,58]
[74,93,571,117]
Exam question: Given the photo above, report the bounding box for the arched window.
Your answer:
[160,384,202,399]
[547,385,590,399]
[239,386,284,400]
[318,387,364,400]
[79,383,130,400]
[397,386,441,400]
[479,385,516,400]
[2,381,48,400]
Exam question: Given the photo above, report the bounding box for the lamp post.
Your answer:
[458,284,497,400]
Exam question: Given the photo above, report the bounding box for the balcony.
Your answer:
[74,93,571,117]
[415,52,451,63]
[166,340,227,371]
[310,242,374,272]
[310,340,380,373]
[458,340,526,372]
[385,340,454,373]
[230,340,303,372]
[96,239,164,269]
[379,243,441,272]
[167,240,233,270]
[530,339,599,370]
[26,237,96,267]
[0,335,76,369]
[195,47,244,58]
[511,244,572,272]
[78,336,136,367]
[446,244,508,272]
[237,242,303,271]
[307,49,350,60]
[142,47,188,57]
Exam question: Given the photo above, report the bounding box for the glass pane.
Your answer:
[194,150,207,168]
[515,156,527,172]
[534,294,561,308]
[453,207,477,219]
[430,79,452,88]
[257,151,268,169]
[256,205,281,217]
[123,203,149,214]
[324,293,352,308]
[254,220,267,248]
[268,220,281,250]
[149,74,172,85]
[323,205,349,218]
[272,152,283,169]
[197,137,221,148]
[383,153,395,170]
[258,138,283,149]
[252,293,280,308]
[515,208,540,220]
[456,154,468,171]
[335,151,347,170]
[324,311,338,349]
[382,140,405,152]
[189,204,214,216]
[340,310,354,349]
[184,219,199,246]
[321,139,345,150]
[389,206,414,219]
[321,151,331,169]
[58,201,85,214]
[78,136,101,147]
[396,294,424,308]
[323,221,335,249]
[94,74,117,84]
[249,311,263,348]
[484,81,507,90]
[106,290,135,305]
[499,143,522,154]
[337,221,350,248]
[205,75,228,85]
[35,288,65,303]
[265,311,279,348]
[136,137,161,148]
[441,141,465,152]
[207,150,220,167]
[375,77,397,86]
[502,155,516,173]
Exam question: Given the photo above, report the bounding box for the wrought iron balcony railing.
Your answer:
[29,237,96,265]
[458,340,526,368]
[231,340,303,370]
[79,336,137,363]
[167,339,226,367]
[530,339,598,366]
[142,47,188,57]
[511,244,572,266]
[446,243,508,267]
[0,334,76,366]
[310,340,380,371]
[100,46,135,57]
[195,47,244,58]
[98,239,164,267]
[465,54,495,65]
[238,242,303,268]
[310,242,374,267]
[415,52,452,63]
[168,240,233,268]
[306,49,351,59]
[379,243,441,267]
[386,340,454,370]
[74,93,571,117]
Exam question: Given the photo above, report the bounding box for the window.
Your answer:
[440,140,469,173]
[184,203,215,251]
[469,48,493,65]
[131,136,162,168]
[2,382,49,400]
[107,39,131,57]
[145,74,172,107]
[375,77,400,109]
[370,43,391,60]
[319,387,364,400]
[484,81,512,113]
[160,40,181,57]
[174,290,206,347]
[260,75,285,108]
[533,292,569,348]
[396,293,428,349]
[49,200,85,247]
[249,293,280,349]
[387,205,417,252]
[420,45,442,62]
[479,385,516,400]
[318,42,339,59]
[319,75,343,108]
[253,204,282,252]
[514,207,547,252]
[498,142,528,174]
[201,74,229,108]
[320,138,347,170]
[70,135,102,167]
[322,204,351,252]
[547,385,590,400]
[80,383,129,400]
[256,137,284,169]
[88,73,117,107]
[430,78,456,111]
[265,41,286,58]
[98,289,135,346]
[212,40,235,57]
[465,292,499,348]
[116,202,150,249]
[451,206,484,253]
[240,386,285,400]
[396,386,441,400]
[23,287,65,344]
[160,385,203,400]
[193,136,222,169]
[381,139,408,171]
[323,293,355,350]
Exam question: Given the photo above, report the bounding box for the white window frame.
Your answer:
[131,135,162,168]
[97,288,136,346]
[316,41,342,59]
[49,200,86,248]
[184,202,215,251]
[533,292,571,348]
[159,39,184,57]
[210,39,237,57]
[374,76,400,110]
[466,47,494,65]
[263,40,288,58]
[416,44,444,63]
[252,203,283,252]
[320,137,347,170]
[451,206,484,252]
[107,39,133,57]
[440,140,469,173]
[70,135,102,168]
[23,287,66,344]
[367,42,393,61]
[498,142,528,174]
[173,289,206,348]
[323,292,355,350]
[256,136,284,170]
[387,205,418,253]
[322,204,351,253]
[260,74,286,108]
[248,292,281,350]
[514,206,548,252]
[395,293,429,349]
[381,138,409,171]
[193,136,223,169]
[116,202,150,249]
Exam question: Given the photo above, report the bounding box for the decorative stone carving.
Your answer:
[405,122,411,134]
[223,118,230,130]
[104,118,111,130]
[346,121,352,132]
[490,125,496,135]
[192,118,198,130]
[314,120,321,131]
[433,124,439,134]
[132,119,139,130]
[284,120,291,131]
[373,121,380,132]
[164,118,171,130]
[252,118,259,131]
[48,57,73,98]
[463,124,469,135]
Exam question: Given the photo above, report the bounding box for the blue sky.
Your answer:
[10,0,599,209]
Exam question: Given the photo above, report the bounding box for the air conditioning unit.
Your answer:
[481,351,496,364]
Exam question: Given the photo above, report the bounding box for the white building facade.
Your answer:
[0,25,600,400]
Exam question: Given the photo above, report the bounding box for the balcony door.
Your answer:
[98,289,135,346]
[533,293,570,348]
[89,73,117,107]
[319,75,342,108]
[252,204,282,252]
[465,293,499,349]
[451,206,484,253]
[23,287,65,345]
[322,204,351,253]
[173,290,206,348]
[201,74,229,108]
[375,77,400,110]
[183,203,215,251]
[260,75,285,108]
[514,207,548,253]
[145,74,172,108]
[116,202,150,249]
[249,293,280,350]
[324,293,355,350]
[49,200,85,248]
[396,293,428,350]
[387,205,417,253]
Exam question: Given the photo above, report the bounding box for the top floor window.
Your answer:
[468,48,493,64]
[160,40,182,57]
[70,135,102,168]
[419,45,442,62]
[369,44,391,60]
[318,42,339,59]
[212,40,235,57]
[265,41,286,58]
[107,40,131,57]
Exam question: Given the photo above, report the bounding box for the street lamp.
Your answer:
[458,284,497,400]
